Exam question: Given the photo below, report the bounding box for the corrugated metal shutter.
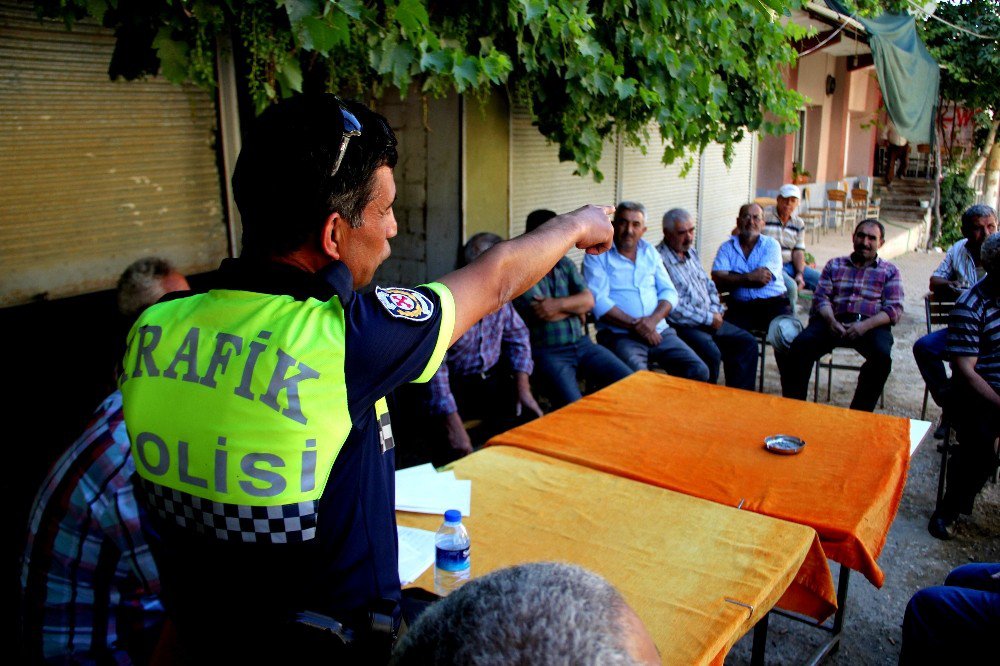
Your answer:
[697,138,755,270]
[509,106,616,266]
[619,126,701,248]
[0,3,227,307]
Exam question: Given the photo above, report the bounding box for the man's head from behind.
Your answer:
[463,232,503,266]
[232,94,399,284]
[736,203,764,242]
[961,204,998,254]
[116,257,189,322]
[662,208,695,255]
[613,201,647,254]
[525,209,557,234]
[981,232,1000,275]
[393,562,658,665]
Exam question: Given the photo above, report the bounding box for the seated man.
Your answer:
[712,202,790,333]
[913,204,997,432]
[657,208,758,390]
[762,184,821,308]
[392,562,659,665]
[584,201,709,380]
[20,259,189,663]
[927,232,1000,540]
[514,209,632,408]
[900,563,1000,664]
[427,232,542,455]
[779,219,904,412]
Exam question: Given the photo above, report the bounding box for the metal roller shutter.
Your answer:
[697,138,756,270]
[0,2,227,306]
[619,126,701,248]
[509,106,616,266]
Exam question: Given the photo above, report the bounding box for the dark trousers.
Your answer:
[913,328,950,407]
[886,143,908,184]
[532,337,633,408]
[900,563,1000,665]
[447,368,538,447]
[674,321,759,390]
[779,317,893,412]
[723,295,791,334]
[940,383,1000,516]
[597,328,709,381]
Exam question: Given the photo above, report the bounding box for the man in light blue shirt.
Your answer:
[711,202,791,333]
[584,201,709,379]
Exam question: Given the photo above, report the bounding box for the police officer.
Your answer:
[119,94,613,662]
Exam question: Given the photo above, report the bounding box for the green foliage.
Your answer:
[920,0,1000,122]
[938,170,976,248]
[33,0,810,179]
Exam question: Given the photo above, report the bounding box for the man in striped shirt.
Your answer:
[657,208,759,390]
[928,232,1000,540]
[912,205,997,436]
[779,219,904,412]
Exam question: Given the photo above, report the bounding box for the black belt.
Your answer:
[834,312,869,324]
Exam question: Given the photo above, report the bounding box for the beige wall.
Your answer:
[464,91,510,240]
[756,67,798,193]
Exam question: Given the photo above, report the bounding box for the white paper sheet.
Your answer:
[909,419,932,457]
[395,465,471,516]
[397,525,436,585]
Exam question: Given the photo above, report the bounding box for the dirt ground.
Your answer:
[724,237,1000,664]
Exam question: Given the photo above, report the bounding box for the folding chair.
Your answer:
[920,293,957,420]
[824,189,849,235]
[799,187,824,245]
[812,346,885,408]
[849,188,870,225]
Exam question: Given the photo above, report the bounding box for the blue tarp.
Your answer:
[825,1,940,145]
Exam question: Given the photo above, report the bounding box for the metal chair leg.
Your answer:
[935,426,951,512]
[921,386,929,421]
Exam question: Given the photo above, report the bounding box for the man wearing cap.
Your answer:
[118,95,614,661]
[762,184,820,308]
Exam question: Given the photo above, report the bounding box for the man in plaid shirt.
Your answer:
[514,210,632,408]
[779,219,904,411]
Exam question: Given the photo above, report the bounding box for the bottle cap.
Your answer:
[444,509,461,523]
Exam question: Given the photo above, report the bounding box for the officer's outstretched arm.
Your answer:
[439,205,614,346]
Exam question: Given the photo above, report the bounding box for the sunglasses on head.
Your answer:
[331,103,363,179]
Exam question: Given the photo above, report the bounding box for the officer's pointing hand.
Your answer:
[568,204,615,255]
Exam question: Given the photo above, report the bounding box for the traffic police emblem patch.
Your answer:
[375,286,434,322]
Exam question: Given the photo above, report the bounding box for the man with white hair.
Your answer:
[928,231,1000,540]
[392,562,659,665]
[657,208,759,389]
[761,183,820,308]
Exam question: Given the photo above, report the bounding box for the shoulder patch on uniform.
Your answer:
[375,286,435,322]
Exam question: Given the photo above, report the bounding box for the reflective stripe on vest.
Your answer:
[121,290,352,540]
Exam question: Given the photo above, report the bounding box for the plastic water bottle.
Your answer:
[434,509,470,596]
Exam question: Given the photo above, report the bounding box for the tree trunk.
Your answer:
[984,141,1000,210]
[966,118,1000,188]
[928,142,944,249]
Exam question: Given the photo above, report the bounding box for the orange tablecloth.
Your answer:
[398,447,836,666]
[487,372,911,588]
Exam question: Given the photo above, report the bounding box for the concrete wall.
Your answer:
[758,50,881,200]
[375,90,463,285]
[756,67,798,193]
[464,91,510,240]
